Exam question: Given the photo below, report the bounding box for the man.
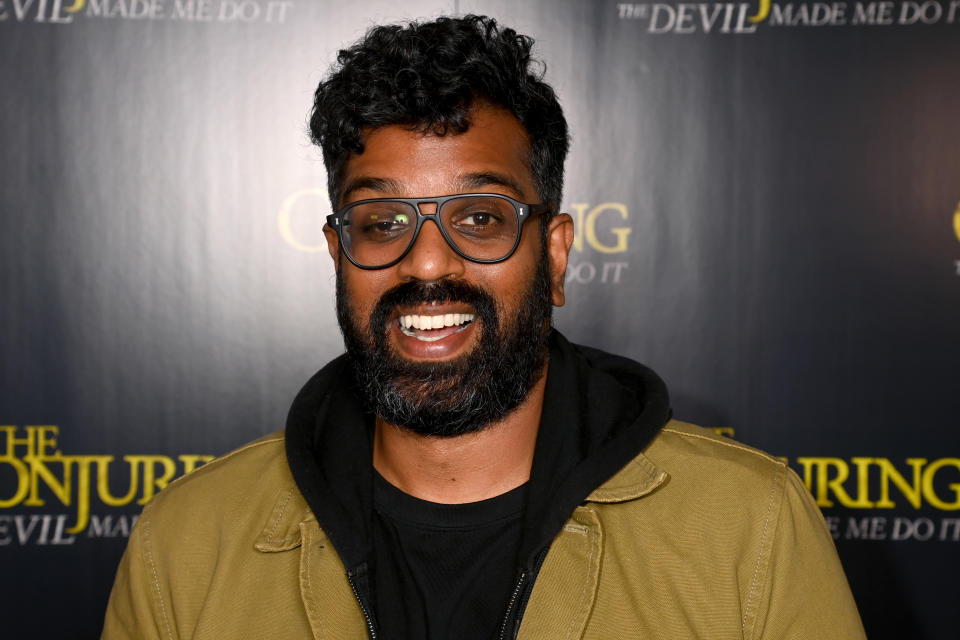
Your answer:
[103,15,866,640]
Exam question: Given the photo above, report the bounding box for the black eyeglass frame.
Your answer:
[325,193,552,270]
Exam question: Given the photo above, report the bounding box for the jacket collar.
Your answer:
[253,447,670,554]
[585,452,668,503]
[253,488,314,553]
[281,330,672,570]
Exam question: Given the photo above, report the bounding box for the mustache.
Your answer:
[370,279,500,334]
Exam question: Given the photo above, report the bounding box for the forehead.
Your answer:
[340,105,535,204]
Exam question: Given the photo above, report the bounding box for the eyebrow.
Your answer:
[339,171,528,205]
[340,177,404,204]
[455,172,526,198]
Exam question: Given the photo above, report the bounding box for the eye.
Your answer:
[349,208,412,242]
[363,213,409,232]
[458,211,497,227]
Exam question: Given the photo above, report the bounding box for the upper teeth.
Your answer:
[400,313,475,330]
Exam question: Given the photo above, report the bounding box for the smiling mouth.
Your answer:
[398,313,476,342]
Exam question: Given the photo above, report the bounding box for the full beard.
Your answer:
[336,255,553,437]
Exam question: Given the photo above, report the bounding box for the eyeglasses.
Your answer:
[326,193,551,270]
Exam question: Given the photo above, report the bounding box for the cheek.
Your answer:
[340,270,391,325]
[472,263,532,311]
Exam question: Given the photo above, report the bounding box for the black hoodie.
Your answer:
[284,330,671,638]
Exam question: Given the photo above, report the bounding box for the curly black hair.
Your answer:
[309,15,569,211]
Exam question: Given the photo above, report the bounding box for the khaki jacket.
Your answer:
[102,420,866,639]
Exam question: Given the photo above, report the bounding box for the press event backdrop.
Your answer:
[2,0,958,637]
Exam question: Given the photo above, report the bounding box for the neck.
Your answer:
[373,371,546,504]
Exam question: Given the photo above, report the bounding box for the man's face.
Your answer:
[325,104,573,436]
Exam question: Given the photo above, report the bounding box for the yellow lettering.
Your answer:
[848,457,875,508]
[96,457,139,507]
[569,203,589,253]
[0,456,29,508]
[36,425,60,456]
[67,456,108,534]
[21,428,67,507]
[569,203,631,253]
[875,458,925,509]
[922,458,960,510]
[25,454,72,507]
[1,424,36,458]
[749,0,771,22]
[796,457,872,508]
[585,203,631,254]
[130,455,177,504]
[1,426,215,532]
[953,203,960,243]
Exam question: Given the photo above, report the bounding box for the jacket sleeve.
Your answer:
[748,467,867,640]
[101,511,175,640]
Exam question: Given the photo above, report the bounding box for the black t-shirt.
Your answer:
[372,472,526,640]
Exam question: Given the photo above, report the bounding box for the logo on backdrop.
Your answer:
[566,202,632,286]
[953,201,960,276]
[0,426,213,546]
[954,202,960,244]
[277,188,329,254]
[616,0,960,32]
[715,429,960,543]
[0,0,294,24]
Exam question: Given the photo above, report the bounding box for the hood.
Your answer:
[284,330,671,575]
[518,331,670,567]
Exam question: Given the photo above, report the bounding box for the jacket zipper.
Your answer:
[498,570,528,640]
[346,570,378,640]
[497,548,549,640]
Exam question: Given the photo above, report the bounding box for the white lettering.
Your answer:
[618,3,650,19]
[52,514,76,544]
[853,1,876,23]
[601,261,629,283]
[675,3,696,32]
[568,262,597,284]
[825,516,841,539]
[721,1,736,30]
[170,0,211,20]
[892,516,937,540]
[734,2,758,31]
[940,518,960,541]
[648,3,676,32]
[949,0,960,22]
[47,0,71,21]
[900,0,943,24]
[219,0,260,21]
[14,514,40,544]
[845,516,887,540]
[11,0,37,21]
[264,0,289,22]
[699,2,724,32]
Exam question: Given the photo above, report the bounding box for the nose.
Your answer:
[395,218,466,282]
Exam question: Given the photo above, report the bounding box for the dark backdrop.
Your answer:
[2,0,958,637]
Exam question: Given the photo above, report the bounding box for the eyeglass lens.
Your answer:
[340,196,521,267]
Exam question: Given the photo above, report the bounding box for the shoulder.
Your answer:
[138,431,302,540]
[616,420,803,529]
[648,420,787,478]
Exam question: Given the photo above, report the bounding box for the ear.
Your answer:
[323,224,341,271]
[546,213,574,307]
